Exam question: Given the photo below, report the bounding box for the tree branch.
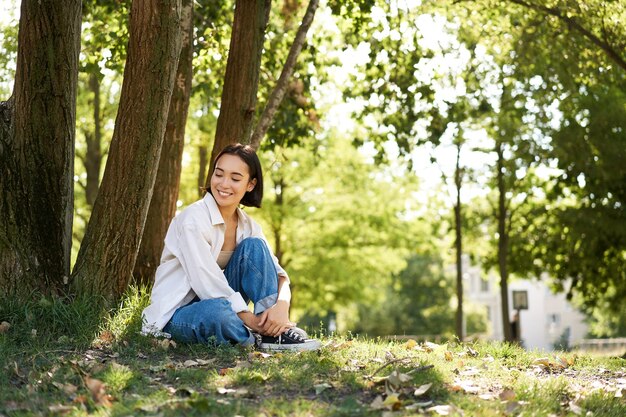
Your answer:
[249,0,319,149]
[507,0,626,72]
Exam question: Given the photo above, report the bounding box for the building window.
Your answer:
[480,278,489,292]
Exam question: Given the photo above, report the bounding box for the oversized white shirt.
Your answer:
[141,193,287,334]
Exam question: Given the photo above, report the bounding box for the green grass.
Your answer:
[1,289,625,416]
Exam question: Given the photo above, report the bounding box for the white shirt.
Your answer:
[141,193,288,334]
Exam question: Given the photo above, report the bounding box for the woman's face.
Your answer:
[210,154,256,210]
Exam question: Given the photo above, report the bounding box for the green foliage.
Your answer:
[0,4,17,98]
[356,253,456,337]
[252,136,426,326]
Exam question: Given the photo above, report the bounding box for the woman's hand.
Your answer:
[237,311,264,334]
[258,300,294,337]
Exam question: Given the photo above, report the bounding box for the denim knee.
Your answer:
[238,237,266,251]
[166,298,250,345]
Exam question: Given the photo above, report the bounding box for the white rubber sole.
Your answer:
[258,339,322,352]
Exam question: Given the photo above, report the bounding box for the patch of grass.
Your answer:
[1,291,625,416]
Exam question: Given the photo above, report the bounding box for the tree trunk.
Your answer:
[198,144,208,197]
[206,0,271,179]
[454,143,464,340]
[134,0,194,286]
[85,73,103,207]
[71,0,183,302]
[271,177,285,265]
[249,0,319,150]
[496,142,513,341]
[0,0,82,297]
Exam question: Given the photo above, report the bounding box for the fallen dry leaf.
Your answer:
[158,339,176,350]
[423,341,441,352]
[331,340,353,349]
[387,370,412,388]
[382,393,402,410]
[444,351,453,361]
[370,395,385,410]
[499,388,516,401]
[249,351,272,360]
[84,377,113,407]
[569,401,583,415]
[451,378,481,394]
[52,381,78,395]
[505,401,521,414]
[183,360,199,367]
[48,404,74,413]
[0,321,10,333]
[414,383,433,397]
[99,330,114,344]
[426,404,453,415]
[314,382,332,395]
[217,387,237,395]
[404,339,418,349]
[219,368,232,376]
[533,357,552,367]
[467,346,479,357]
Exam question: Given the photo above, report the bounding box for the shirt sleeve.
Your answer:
[177,223,249,313]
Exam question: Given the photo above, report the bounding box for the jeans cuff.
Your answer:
[240,329,256,347]
[254,293,278,314]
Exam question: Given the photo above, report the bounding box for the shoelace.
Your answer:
[278,329,305,344]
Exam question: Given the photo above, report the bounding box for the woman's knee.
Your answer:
[239,237,267,251]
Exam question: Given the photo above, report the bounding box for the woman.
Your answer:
[142,144,319,351]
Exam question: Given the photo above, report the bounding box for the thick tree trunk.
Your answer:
[72,0,183,301]
[0,1,82,297]
[454,144,464,341]
[84,73,103,207]
[134,0,194,286]
[206,0,271,179]
[496,142,513,341]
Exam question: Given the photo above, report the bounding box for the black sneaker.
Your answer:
[256,328,321,352]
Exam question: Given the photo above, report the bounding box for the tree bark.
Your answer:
[85,73,103,207]
[0,0,82,297]
[496,141,513,341]
[198,144,209,197]
[454,142,464,340]
[249,0,319,150]
[72,0,183,301]
[206,0,271,180]
[134,0,194,286]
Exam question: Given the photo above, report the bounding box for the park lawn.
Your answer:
[1,293,625,416]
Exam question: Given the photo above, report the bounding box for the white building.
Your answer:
[462,256,588,351]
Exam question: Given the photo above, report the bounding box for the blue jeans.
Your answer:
[163,238,279,346]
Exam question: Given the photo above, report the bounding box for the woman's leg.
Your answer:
[224,237,279,315]
[163,298,255,346]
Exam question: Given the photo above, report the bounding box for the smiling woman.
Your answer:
[142,143,320,352]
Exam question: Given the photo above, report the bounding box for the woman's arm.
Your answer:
[258,275,294,336]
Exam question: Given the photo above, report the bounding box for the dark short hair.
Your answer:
[208,143,263,208]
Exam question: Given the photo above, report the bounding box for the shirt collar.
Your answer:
[202,192,225,226]
[202,192,249,227]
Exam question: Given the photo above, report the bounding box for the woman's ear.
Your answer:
[247,178,257,192]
